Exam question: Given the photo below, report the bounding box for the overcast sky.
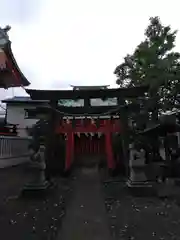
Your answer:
[0,0,180,100]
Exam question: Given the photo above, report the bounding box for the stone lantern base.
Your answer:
[126,167,154,196]
[23,179,50,191]
[22,167,50,196]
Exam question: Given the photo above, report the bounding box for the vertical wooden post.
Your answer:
[105,120,115,170]
[65,128,74,171]
[71,131,74,163]
[65,133,71,171]
[44,103,56,180]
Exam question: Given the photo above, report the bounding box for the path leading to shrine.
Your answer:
[57,167,112,240]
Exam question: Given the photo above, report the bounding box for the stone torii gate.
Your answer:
[25,85,149,176]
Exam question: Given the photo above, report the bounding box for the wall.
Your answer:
[6,103,38,137]
[0,136,31,168]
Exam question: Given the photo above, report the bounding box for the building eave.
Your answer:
[2,97,49,104]
[26,85,149,100]
[0,42,30,88]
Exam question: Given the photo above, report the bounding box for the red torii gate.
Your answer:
[55,118,121,171]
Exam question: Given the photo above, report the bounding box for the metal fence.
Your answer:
[0,136,31,159]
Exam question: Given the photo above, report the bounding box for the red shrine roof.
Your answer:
[0,26,30,88]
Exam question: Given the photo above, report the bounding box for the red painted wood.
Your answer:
[76,136,80,154]
[65,135,70,170]
[71,132,74,163]
[105,132,115,169]
[86,136,88,154]
[61,118,121,170]
[89,137,92,154]
[56,125,120,133]
[55,119,121,134]
[6,59,21,86]
[105,120,115,169]
[0,132,17,136]
[65,131,74,171]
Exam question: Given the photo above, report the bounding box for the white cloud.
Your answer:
[1,0,180,99]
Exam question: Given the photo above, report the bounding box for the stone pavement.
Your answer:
[0,164,72,240]
[57,167,111,240]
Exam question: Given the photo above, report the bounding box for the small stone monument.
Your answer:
[127,142,152,191]
[22,144,49,193]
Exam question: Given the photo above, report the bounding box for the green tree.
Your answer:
[114,17,180,120]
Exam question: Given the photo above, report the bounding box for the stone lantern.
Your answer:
[127,142,152,193]
[22,144,49,193]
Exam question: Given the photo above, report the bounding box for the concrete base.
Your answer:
[0,155,30,168]
[23,180,50,191]
[127,178,153,188]
[21,180,51,197]
[126,179,154,196]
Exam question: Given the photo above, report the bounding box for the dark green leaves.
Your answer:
[115,16,180,113]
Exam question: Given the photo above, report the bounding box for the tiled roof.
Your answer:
[2,96,48,103]
[3,96,117,106]
[71,85,110,90]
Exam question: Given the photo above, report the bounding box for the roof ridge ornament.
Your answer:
[0,25,11,48]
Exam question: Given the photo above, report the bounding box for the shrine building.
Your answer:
[0,25,30,136]
[0,26,30,88]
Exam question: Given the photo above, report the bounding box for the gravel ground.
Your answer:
[3,164,180,240]
[0,164,72,240]
[103,181,180,240]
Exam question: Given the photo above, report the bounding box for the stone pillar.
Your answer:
[127,146,152,190]
[119,103,129,178]
[44,102,56,179]
[84,97,90,108]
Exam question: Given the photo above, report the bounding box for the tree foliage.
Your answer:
[114,17,180,113]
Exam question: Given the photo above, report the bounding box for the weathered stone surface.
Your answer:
[22,145,50,193]
[127,148,153,195]
[58,168,111,240]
